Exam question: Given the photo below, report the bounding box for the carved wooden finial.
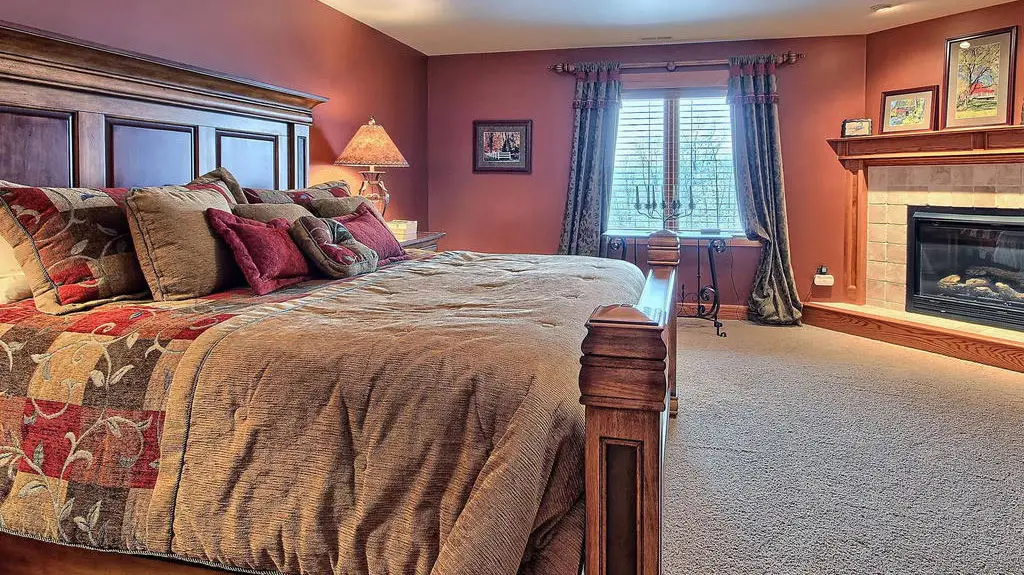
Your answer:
[588,303,661,327]
[647,230,680,268]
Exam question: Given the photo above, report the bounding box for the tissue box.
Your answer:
[387,219,418,240]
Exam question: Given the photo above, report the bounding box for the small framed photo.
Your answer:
[881,86,939,133]
[473,120,532,173]
[841,118,873,138]
[943,27,1018,129]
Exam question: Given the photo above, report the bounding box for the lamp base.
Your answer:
[357,170,390,216]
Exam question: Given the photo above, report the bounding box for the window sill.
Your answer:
[603,230,761,248]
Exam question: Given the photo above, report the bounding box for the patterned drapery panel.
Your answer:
[729,55,803,325]
[558,63,622,256]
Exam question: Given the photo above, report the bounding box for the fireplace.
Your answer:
[907,206,1024,330]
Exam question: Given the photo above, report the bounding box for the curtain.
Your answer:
[728,55,803,325]
[558,63,622,256]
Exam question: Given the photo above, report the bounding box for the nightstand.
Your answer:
[398,231,446,252]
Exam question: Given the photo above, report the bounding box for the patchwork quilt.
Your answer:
[0,252,645,575]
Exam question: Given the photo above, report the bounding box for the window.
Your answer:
[607,92,743,235]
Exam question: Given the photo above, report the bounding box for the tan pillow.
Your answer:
[0,272,31,304]
[243,181,351,205]
[126,186,240,300]
[189,167,247,204]
[0,180,30,303]
[308,197,376,219]
[233,203,313,224]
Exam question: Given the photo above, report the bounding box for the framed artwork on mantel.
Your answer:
[840,118,873,138]
[943,27,1018,129]
[881,86,939,133]
[473,120,532,173]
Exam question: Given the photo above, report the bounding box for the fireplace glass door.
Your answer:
[908,206,1024,331]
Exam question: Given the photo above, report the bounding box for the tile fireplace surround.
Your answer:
[808,128,1024,372]
[865,164,1024,311]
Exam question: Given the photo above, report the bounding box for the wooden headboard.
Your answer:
[0,21,327,190]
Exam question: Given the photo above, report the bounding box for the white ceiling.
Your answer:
[319,0,1016,56]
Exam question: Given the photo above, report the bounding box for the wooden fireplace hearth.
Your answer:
[810,126,1024,373]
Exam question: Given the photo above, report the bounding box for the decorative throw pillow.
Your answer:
[0,186,149,313]
[243,180,350,206]
[0,180,31,304]
[289,216,378,279]
[309,196,375,219]
[188,167,248,204]
[207,209,311,295]
[333,203,408,265]
[233,203,313,224]
[126,186,240,301]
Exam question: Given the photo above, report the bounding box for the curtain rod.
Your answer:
[547,51,805,74]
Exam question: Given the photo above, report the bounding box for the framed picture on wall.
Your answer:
[473,120,532,173]
[943,27,1018,129]
[880,86,939,133]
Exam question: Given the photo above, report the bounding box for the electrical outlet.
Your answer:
[813,265,834,287]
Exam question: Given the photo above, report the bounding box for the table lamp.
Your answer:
[334,116,408,216]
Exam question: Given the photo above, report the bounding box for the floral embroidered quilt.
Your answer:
[0,252,645,575]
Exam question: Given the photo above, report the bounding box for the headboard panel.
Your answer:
[0,21,326,189]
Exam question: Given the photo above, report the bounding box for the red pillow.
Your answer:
[206,209,311,295]
[334,203,408,265]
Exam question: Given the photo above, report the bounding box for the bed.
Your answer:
[0,21,677,575]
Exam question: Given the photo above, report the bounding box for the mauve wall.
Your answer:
[866,0,1024,128]
[427,37,867,304]
[0,0,429,225]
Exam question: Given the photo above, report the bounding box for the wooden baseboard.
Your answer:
[678,303,748,320]
[803,303,1024,373]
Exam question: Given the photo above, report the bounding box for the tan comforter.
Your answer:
[0,251,644,575]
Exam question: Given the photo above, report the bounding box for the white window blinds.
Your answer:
[608,93,743,235]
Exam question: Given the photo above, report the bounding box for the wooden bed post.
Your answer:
[579,230,679,575]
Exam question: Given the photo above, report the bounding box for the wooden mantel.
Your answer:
[829,125,1024,169]
[829,124,1024,304]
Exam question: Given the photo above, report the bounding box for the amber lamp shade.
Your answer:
[334,117,408,216]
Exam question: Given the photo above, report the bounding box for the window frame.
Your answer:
[610,87,743,238]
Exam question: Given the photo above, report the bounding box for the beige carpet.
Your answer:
[665,320,1024,574]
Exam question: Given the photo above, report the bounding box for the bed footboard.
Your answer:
[579,230,679,575]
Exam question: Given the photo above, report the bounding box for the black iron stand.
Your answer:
[603,233,729,338]
[680,237,728,337]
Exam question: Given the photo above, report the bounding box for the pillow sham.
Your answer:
[333,203,408,265]
[289,216,378,279]
[126,185,240,301]
[208,209,311,295]
[188,167,248,204]
[233,203,313,224]
[308,196,375,219]
[243,181,351,206]
[0,186,148,313]
[0,180,31,304]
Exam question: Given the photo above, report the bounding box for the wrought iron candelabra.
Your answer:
[633,184,693,223]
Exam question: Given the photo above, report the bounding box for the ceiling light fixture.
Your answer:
[870,3,898,13]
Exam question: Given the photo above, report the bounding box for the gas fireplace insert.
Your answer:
[907,206,1024,331]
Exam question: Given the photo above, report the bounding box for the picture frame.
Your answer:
[841,118,873,138]
[943,27,1018,129]
[473,120,532,173]
[880,86,939,134]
